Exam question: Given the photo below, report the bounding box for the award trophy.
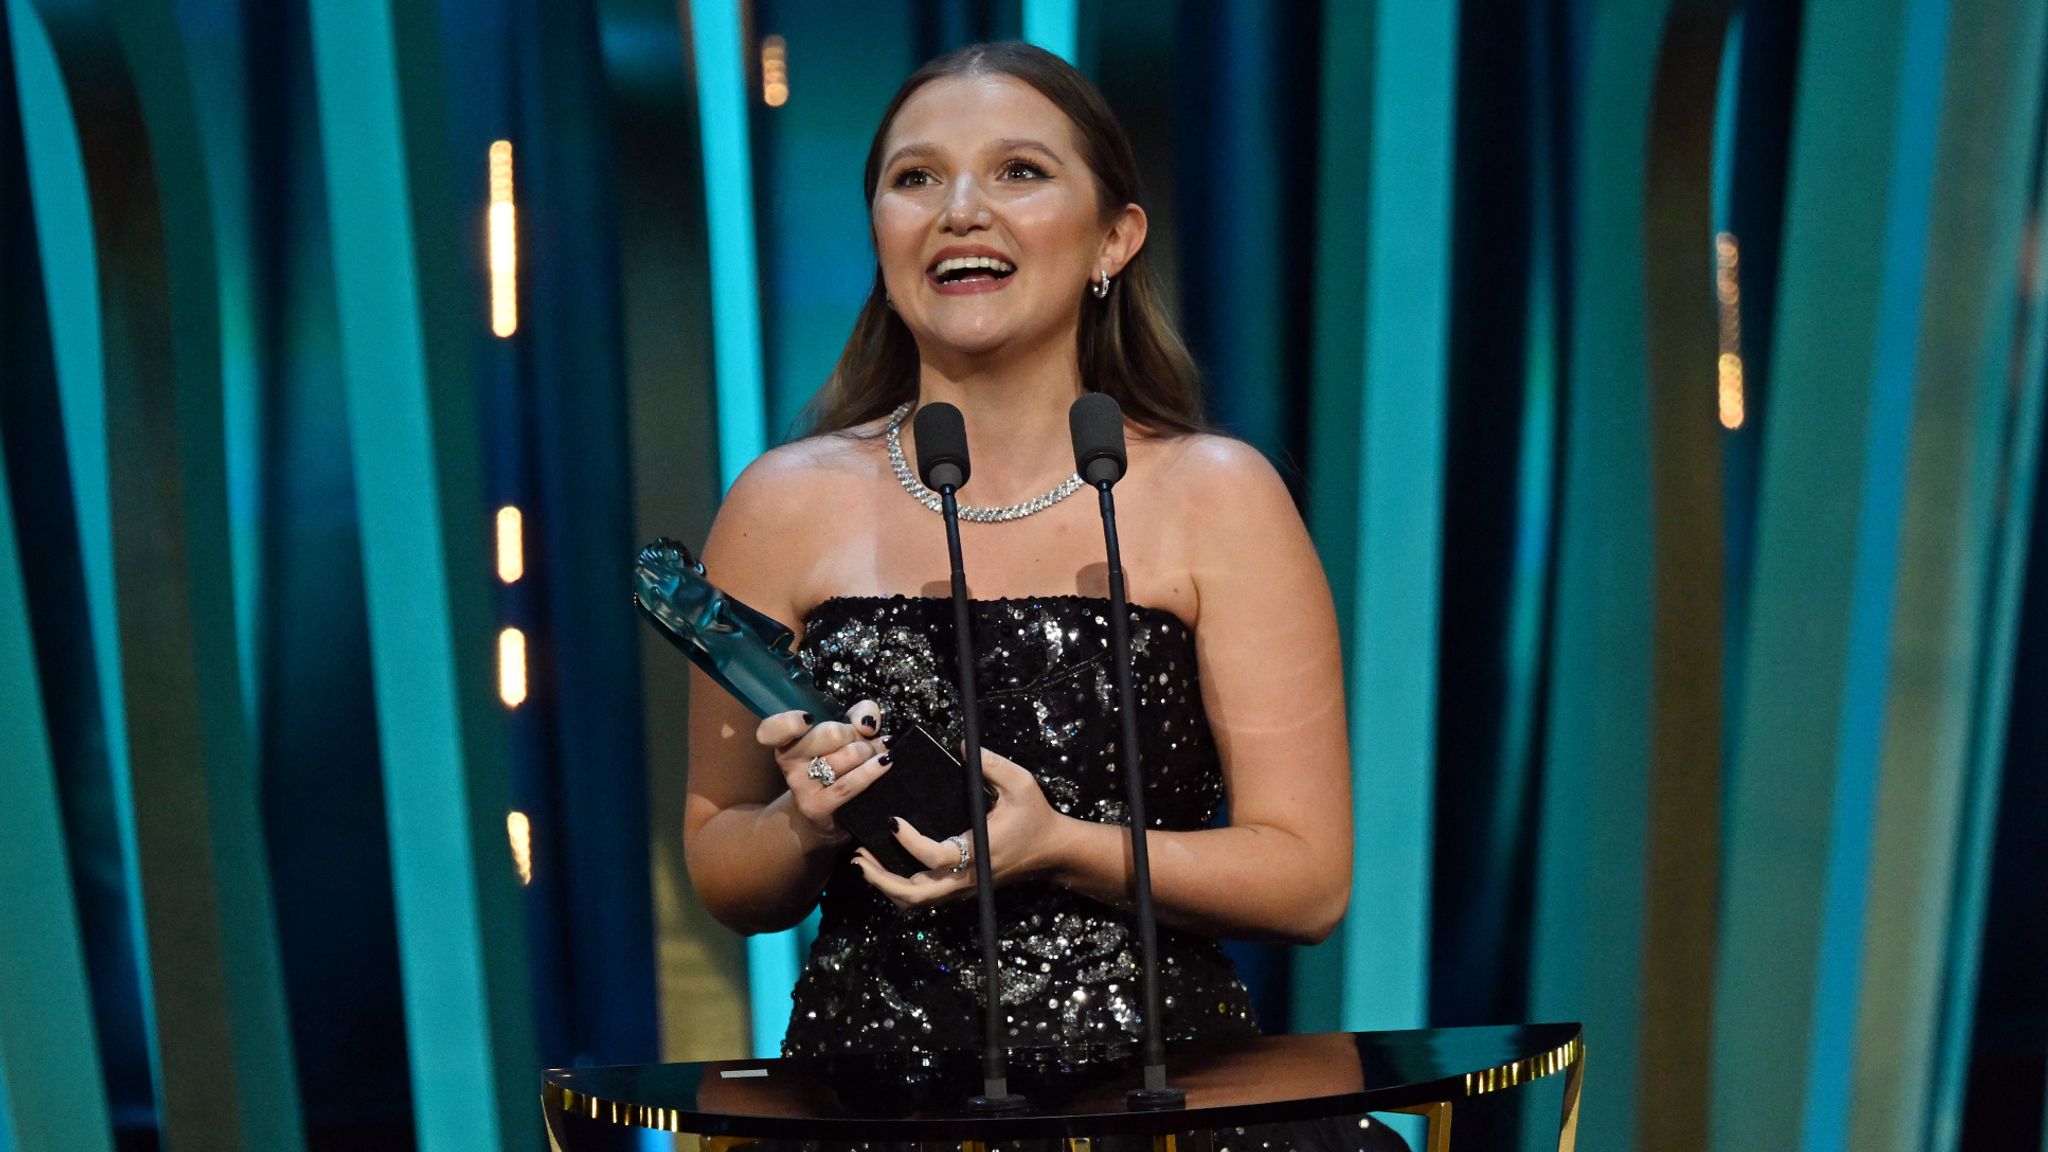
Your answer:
[632,538,838,720]
[632,538,967,875]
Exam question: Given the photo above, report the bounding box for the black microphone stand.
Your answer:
[938,485,1025,1112]
[937,491,1024,1115]
[1093,479,1186,1110]
[917,402,1026,1114]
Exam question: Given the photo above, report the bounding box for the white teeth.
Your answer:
[931,255,1016,277]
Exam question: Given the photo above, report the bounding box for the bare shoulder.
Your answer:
[703,431,886,610]
[718,430,883,522]
[1143,432,1296,525]
[1154,432,1282,480]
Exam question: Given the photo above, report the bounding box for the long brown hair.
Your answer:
[800,41,1207,437]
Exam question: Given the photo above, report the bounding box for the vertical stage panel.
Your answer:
[522,0,662,1069]
[173,0,264,731]
[1022,0,1077,64]
[686,0,788,1060]
[752,0,915,439]
[1860,2,2048,1150]
[16,0,305,1148]
[1708,0,1948,1147]
[1299,0,1458,1034]
[0,25,112,1140]
[1638,6,1732,1149]
[0,432,114,1152]
[687,0,767,493]
[590,0,748,1064]
[1295,0,1370,1032]
[307,3,539,1149]
[1932,27,2048,1152]
[1170,1,1301,466]
[1526,3,1669,1149]
[5,0,154,1127]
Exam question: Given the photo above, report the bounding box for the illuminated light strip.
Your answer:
[506,811,532,885]
[1716,232,1745,429]
[496,505,523,583]
[761,35,788,107]
[1022,0,1079,63]
[689,0,768,492]
[489,140,517,337]
[689,0,785,1057]
[499,627,527,707]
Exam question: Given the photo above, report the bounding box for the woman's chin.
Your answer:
[913,312,1079,367]
[916,322,1020,362]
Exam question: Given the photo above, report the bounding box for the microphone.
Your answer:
[915,402,971,490]
[1069,392,1127,486]
[1069,393,1185,1110]
[912,402,1025,1113]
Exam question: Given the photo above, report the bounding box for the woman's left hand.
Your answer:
[851,746,1071,909]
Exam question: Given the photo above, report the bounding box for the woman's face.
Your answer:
[872,73,1143,365]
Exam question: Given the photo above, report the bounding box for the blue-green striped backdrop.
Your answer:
[2,1,2046,1149]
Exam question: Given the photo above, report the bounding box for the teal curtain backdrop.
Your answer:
[3,1,2048,1150]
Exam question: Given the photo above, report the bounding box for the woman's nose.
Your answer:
[942,180,991,231]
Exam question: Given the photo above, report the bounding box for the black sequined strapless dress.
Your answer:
[786,595,1260,1058]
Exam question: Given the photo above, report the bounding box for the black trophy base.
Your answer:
[968,1093,1030,1113]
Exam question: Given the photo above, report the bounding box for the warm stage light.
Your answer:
[507,811,533,885]
[489,140,517,337]
[496,505,523,583]
[499,627,527,707]
[762,35,789,106]
[1718,353,1746,429]
[1716,231,1745,430]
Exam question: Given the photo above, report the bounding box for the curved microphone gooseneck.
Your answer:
[1068,392,1186,1111]
[912,402,1026,1113]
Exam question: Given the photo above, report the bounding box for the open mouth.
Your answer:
[929,255,1017,286]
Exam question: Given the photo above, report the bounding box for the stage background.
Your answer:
[2,0,2046,1149]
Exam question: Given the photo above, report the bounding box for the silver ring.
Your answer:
[806,756,836,788]
[946,834,971,873]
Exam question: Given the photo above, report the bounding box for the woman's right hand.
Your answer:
[758,700,892,844]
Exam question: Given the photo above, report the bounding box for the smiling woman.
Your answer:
[680,39,1381,1150]
[803,41,1207,441]
[871,74,1141,374]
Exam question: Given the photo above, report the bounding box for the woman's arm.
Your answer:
[683,446,887,935]
[1055,437,1352,942]
[856,437,1353,945]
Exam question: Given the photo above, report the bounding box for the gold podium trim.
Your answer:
[1463,1034,1582,1097]
[543,1030,1588,1151]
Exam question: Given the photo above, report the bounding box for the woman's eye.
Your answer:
[893,168,934,188]
[1002,160,1046,180]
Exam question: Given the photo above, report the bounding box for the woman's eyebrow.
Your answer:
[881,141,941,171]
[881,137,1067,173]
[989,137,1064,163]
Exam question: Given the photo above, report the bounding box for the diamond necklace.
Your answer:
[885,402,1085,523]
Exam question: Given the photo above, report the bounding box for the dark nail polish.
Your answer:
[890,817,902,832]
[861,715,878,730]
[800,712,814,725]
[880,733,895,746]
[879,754,893,766]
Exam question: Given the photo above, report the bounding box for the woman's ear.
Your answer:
[1098,202,1149,278]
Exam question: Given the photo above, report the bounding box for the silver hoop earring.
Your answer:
[1091,269,1112,299]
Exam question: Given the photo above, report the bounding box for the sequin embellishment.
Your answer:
[786,595,1257,1058]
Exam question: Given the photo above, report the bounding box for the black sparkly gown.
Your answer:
[786,596,1408,1152]
[790,595,1258,1057]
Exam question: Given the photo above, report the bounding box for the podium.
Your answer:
[543,1024,1584,1152]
